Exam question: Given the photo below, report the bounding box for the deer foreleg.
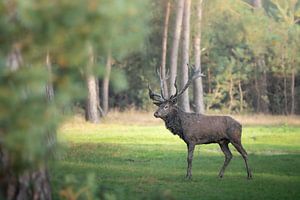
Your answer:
[186,143,195,179]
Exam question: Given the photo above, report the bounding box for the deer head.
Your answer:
[149,65,204,118]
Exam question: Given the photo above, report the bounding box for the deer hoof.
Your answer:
[185,175,192,180]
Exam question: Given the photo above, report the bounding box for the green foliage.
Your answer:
[197,0,300,113]
[0,0,150,181]
[1,0,300,114]
[0,64,83,173]
[110,68,128,92]
[0,67,51,171]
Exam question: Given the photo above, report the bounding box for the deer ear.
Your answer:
[153,102,162,106]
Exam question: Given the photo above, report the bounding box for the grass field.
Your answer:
[51,114,300,200]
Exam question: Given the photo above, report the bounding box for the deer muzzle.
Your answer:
[154,111,160,118]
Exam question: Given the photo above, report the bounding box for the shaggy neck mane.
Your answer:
[162,106,185,140]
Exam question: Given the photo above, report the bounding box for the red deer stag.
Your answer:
[148,68,252,179]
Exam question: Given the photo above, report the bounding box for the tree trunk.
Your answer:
[102,52,112,116]
[280,52,288,115]
[208,67,212,94]
[254,63,261,112]
[252,0,262,8]
[291,65,295,115]
[179,0,191,112]
[45,52,56,157]
[6,44,23,71]
[252,0,269,113]
[85,46,100,123]
[46,52,54,101]
[161,0,171,98]
[238,79,243,112]
[86,75,100,122]
[258,57,269,113]
[0,45,52,200]
[193,0,205,114]
[169,0,184,96]
[254,57,269,113]
[3,167,52,200]
[283,71,288,115]
[229,76,234,111]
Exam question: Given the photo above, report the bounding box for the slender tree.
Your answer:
[160,0,171,98]
[169,0,185,95]
[46,52,54,101]
[252,0,269,113]
[252,0,262,8]
[45,52,56,157]
[238,79,243,111]
[6,44,23,71]
[179,0,191,112]
[102,51,112,116]
[85,45,100,123]
[291,65,295,114]
[193,0,205,113]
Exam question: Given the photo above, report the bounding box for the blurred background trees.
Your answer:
[1,0,300,117]
[117,0,300,115]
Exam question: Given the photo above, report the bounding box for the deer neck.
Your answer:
[163,107,185,140]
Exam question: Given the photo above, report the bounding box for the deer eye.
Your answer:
[163,105,169,110]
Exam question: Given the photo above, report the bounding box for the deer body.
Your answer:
[161,106,241,145]
[149,67,252,179]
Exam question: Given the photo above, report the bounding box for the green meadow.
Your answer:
[51,118,300,200]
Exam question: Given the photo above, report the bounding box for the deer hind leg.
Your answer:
[231,140,252,179]
[218,140,232,178]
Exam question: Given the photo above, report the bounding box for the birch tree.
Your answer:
[160,0,171,98]
[179,0,191,112]
[252,0,269,113]
[193,0,205,114]
[85,46,100,123]
[169,0,185,95]
[102,52,112,116]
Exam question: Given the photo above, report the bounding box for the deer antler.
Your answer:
[148,84,165,102]
[149,64,204,105]
[156,67,169,100]
[148,66,170,105]
[171,64,205,100]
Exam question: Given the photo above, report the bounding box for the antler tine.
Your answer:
[170,76,178,99]
[156,67,169,100]
[173,64,205,98]
[148,83,165,102]
[187,63,205,78]
[165,69,170,80]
